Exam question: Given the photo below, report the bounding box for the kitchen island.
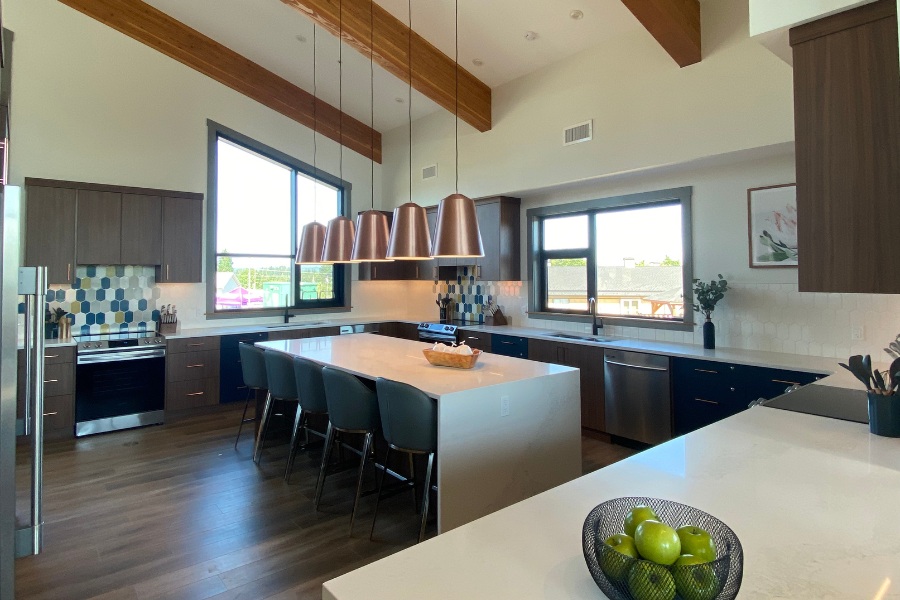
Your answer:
[322,389,900,599]
[257,334,582,533]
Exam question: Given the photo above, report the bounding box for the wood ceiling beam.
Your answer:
[58,0,382,162]
[620,0,701,67]
[280,0,492,132]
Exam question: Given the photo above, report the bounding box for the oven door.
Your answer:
[75,349,166,436]
[418,332,459,345]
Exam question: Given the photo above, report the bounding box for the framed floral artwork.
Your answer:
[748,184,798,268]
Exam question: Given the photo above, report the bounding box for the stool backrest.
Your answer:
[321,367,380,432]
[375,378,437,453]
[293,357,328,414]
[238,343,268,390]
[264,350,298,401]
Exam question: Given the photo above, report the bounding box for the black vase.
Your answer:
[703,317,715,350]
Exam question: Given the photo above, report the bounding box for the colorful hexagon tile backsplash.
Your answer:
[36,265,161,334]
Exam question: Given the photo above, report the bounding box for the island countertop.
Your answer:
[257,333,577,398]
[323,402,900,599]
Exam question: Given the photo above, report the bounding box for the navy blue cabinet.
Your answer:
[491,334,529,358]
[219,332,269,404]
[673,358,824,436]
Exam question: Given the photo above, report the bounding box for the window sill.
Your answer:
[207,305,351,320]
[526,311,695,332]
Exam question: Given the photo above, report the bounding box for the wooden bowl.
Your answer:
[422,348,482,369]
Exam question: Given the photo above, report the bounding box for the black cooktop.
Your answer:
[762,384,869,424]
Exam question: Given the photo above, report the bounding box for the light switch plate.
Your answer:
[500,395,510,417]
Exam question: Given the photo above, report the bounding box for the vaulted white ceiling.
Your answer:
[142,0,643,133]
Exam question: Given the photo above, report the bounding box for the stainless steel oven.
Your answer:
[75,331,166,436]
[417,322,459,344]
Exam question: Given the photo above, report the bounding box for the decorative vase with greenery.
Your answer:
[693,275,728,350]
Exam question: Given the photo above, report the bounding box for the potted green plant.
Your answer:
[693,275,728,350]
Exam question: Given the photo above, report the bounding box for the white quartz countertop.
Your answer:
[257,334,576,399]
[324,403,900,599]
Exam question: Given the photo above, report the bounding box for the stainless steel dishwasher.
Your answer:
[604,350,672,445]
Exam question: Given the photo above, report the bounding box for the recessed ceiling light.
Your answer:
[570,9,584,20]
[295,34,307,43]
[472,58,484,67]
[524,31,539,41]
[395,97,405,103]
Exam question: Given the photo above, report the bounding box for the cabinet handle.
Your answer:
[44,354,59,359]
[694,398,719,405]
[772,379,800,386]
[237,385,248,390]
[694,368,718,374]
[499,340,516,345]
[373,265,377,279]
[43,379,58,384]
[67,264,71,281]
[416,265,419,278]
[42,412,58,417]
[467,337,480,341]
[186,364,205,368]
[188,343,204,347]
[186,391,205,397]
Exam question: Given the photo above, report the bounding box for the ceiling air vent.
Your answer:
[564,120,593,146]
[422,164,438,180]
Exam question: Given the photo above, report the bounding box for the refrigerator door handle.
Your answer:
[15,265,46,557]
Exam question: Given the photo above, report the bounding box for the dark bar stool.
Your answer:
[235,343,268,449]
[253,350,299,465]
[370,378,437,543]
[315,367,380,536]
[284,357,329,482]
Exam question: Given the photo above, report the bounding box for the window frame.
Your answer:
[526,186,694,331]
[205,120,352,319]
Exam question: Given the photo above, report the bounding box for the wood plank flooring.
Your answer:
[15,406,635,599]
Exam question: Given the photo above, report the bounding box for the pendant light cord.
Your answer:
[454,0,459,195]
[312,23,318,216]
[370,0,375,211]
[408,0,413,205]
[339,0,343,197]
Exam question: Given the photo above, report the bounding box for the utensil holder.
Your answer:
[868,392,900,437]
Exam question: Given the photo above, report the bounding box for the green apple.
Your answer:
[624,505,659,538]
[672,557,721,600]
[627,560,676,600]
[634,520,682,565]
[597,534,638,582]
[676,526,717,562]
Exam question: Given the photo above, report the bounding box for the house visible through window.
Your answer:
[208,124,347,314]
[530,188,692,325]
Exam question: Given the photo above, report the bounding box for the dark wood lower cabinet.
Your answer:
[166,336,221,410]
[17,347,76,440]
[528,338,605,432]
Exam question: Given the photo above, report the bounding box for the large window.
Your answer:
[528,187,693,327]
[207,122,348,316]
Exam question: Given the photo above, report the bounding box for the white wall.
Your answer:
[383,0,794,208]
[5,0,434,328]
[749,0,878,36]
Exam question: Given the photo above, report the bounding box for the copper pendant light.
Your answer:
[295,221,326,264]
[386,0,432,260]
[296,22,326,264]
[322,0,358,264]
[432,0,483,258]
[351,0,393,263]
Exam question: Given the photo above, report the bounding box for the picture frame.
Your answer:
[747,184,798,268]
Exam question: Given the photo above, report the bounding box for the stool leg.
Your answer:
[314,422,335,510]
[234,387,255,450]
[418,452,435,543]
[408,453,418,512]
[252,392,274,464]
[369,446,392,541]
[349,432,373,537]
[284,404,305,482]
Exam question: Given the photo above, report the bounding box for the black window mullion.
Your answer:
[289,170,298,308]
[586,211,598,315]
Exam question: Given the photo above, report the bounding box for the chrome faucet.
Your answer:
[283,295,293,324]
[588,297,603,335]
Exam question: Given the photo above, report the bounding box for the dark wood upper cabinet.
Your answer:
[24,184,76,284]
[357,211,417,281]
[791,0,900,293]
[120,194,162,265]
[75,190,122,265]
[417,208,439,280]
[160,196,202,283]
[474,196,521,282]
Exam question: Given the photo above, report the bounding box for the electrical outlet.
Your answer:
[851,326,865,341]
[500,395,510,417]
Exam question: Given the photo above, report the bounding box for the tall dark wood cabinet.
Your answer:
[474,196,520,282]
[791,0,900,293]
[75,190,122,265]
[24,184,76,284]
[160,197,203,283]
[121,194,162,265]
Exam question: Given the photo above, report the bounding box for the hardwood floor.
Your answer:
[15,406,636,599]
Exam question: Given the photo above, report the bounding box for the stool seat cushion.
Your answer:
[375,378,437,453]
[264,350,298,401]
[322,367,380,432]
[294,357,328,414]
[238,343,268,390]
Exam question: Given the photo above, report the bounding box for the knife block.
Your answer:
[485,309,508,326]
[158,321,178,335]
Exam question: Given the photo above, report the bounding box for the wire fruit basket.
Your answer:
[582,497,743,600]
[422,348,482,369]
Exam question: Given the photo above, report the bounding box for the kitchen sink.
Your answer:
[547,332,613,343]
[266,321,326,329]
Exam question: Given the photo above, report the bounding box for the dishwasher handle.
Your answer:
[604,359,668,372]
